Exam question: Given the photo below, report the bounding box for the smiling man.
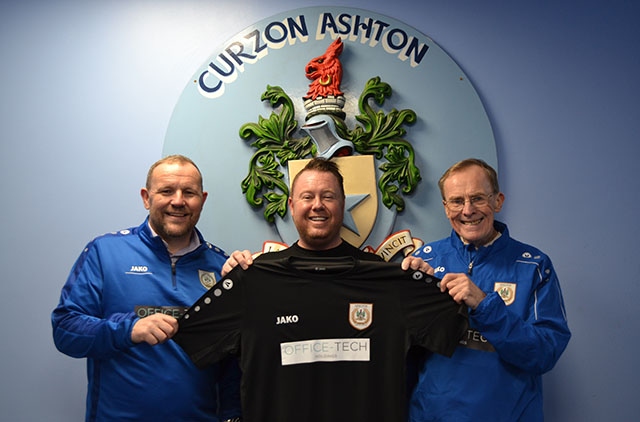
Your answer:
[51,155,241,422]
[141,157,208,253]
[408,158,571,422]
[288,159,347,251]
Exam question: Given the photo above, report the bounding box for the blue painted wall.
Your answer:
[1,1,637,420]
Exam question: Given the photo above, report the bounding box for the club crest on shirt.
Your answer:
[349,303,373,330]
[198,270,217,290]
[494,282,516,306]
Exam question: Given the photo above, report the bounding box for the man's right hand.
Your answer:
[131,313,178,345]
[221,250,254,276]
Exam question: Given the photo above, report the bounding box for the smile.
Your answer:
[309,216,328,221]
[167,212,188,217]
[461,218,483,226]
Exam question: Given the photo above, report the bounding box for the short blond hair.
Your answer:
[438,158,499,199]
[146,155,203,190]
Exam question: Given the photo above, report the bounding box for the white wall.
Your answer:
[1,0,638,420]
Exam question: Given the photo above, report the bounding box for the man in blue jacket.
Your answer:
[408,158,571,421]
[52,155,241,422]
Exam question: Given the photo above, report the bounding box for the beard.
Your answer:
[149,213,197,245]
[296,222,343,250]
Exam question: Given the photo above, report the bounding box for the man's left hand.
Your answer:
[401,256,434,275]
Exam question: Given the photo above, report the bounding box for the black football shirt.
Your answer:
[174,255,467,422]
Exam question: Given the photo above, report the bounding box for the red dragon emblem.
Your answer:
[304,37,344,100]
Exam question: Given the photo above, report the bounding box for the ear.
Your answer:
[493,192,505,212]
[288,196,295,216]
[141,188,151,210]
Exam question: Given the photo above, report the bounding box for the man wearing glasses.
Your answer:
[408,158,571,422]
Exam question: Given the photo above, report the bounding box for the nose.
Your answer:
[170,191,187,206]
[311,196,325,210]
[461,200,478,213]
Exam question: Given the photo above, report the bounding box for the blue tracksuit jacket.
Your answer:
[408,221,570,421]
[51,218,241,421]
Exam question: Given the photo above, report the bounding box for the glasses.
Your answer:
[443,194,494,211]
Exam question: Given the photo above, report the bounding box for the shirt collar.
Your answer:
[460,230,502,249]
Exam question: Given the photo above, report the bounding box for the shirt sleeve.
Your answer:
[471,257,571,374]
[174,270,244,368]
[51,241,136,359]
[404,271,469,357]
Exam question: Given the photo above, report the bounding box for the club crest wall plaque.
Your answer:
[164,6,497,260]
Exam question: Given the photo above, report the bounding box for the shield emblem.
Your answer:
[349,303,374,330]
[288,155,378,247]
[494,282,516,306]
[198,270,217,290]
